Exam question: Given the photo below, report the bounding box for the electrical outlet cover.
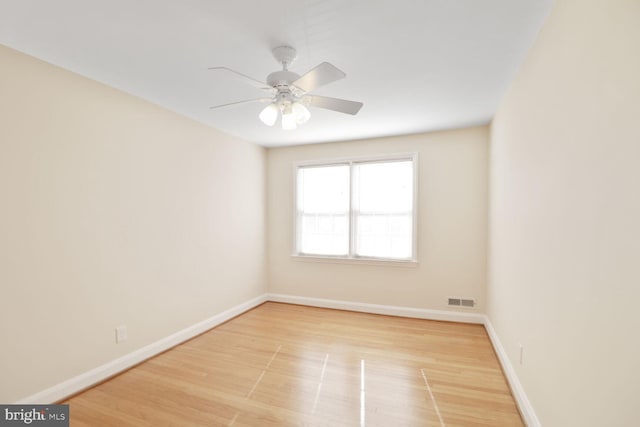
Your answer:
[116,325,128,343]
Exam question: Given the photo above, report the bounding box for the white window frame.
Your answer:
[292,153,418,265]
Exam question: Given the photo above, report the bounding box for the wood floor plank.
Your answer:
[64,302,523,426]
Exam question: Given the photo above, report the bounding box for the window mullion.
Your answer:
[349,161,356,258]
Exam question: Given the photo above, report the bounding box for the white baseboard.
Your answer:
[18,291,538,427]
[267,293,486,324]
[483,318,540,427]
[16,294,268,404]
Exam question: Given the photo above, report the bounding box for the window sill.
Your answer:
[290,254,418,268]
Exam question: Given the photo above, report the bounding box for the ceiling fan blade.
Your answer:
[292,62,346,93]
[208,66,273,91]
[306,95,363,115]
[210,98,271,109]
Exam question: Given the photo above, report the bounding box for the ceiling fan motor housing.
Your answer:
[267,70,301,88]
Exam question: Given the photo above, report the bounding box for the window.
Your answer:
[295,154,416,262]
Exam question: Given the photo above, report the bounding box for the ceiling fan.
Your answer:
[209,46,363,130]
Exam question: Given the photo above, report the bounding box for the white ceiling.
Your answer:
[0,0,553,147]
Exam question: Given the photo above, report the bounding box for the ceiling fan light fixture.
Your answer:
[259,103,279,126]
[292,102,310,125]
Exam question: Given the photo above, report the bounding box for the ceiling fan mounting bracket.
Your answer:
[272,45,297,70]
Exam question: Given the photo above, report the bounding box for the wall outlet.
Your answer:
[518,343,524,365]
[116,325,127,343]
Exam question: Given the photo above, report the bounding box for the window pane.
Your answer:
[297,165,349,256]
[353,160,414,259]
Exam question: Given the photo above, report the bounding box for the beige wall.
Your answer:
[267,127,488,311]
[0,45,267,403]
[488,0,640,425]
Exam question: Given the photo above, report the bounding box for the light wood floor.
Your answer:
[64,302,523,426]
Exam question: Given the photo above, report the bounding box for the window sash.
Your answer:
[295,154,417,262]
